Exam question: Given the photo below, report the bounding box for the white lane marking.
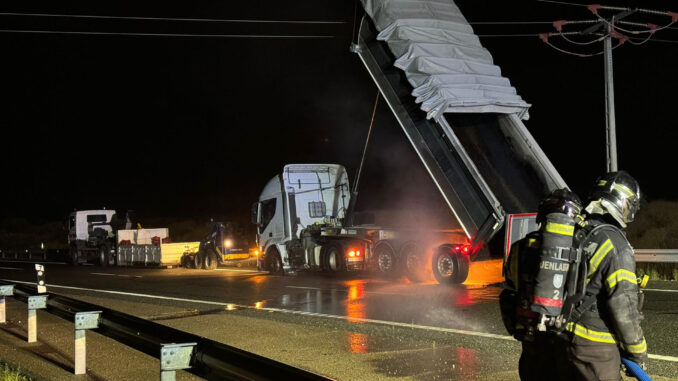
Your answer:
[3,278,678,363]
[90,273,143,278]
[0,260,66,265]
[645,288,678,293]
[0,267,23,270]
[214,268,265,273]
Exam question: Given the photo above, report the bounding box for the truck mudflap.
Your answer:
[355,16,566,250]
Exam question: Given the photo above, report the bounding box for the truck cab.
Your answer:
[253,164,360,275]
[67,209,118,265]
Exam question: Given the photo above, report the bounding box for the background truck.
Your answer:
[253,164,472,283]
[182,221,254,270]
[67,209,200,267]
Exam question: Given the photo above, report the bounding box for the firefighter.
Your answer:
[555,171,648,380]
[502,188,583,381]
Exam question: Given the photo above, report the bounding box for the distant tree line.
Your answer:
[0,201,676,252]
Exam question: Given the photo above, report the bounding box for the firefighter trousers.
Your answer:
[555,341,622,381]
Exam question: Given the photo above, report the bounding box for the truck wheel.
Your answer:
[203,251,218,270]
[193,252,204,269]
[181,255,192,269]
[99,245,113,267]
[401,242,425,282]
[265,248,284,275]
[374,242,398,278]
[69,245,79,266]
[323,244,344,274]
[432,246,470,285]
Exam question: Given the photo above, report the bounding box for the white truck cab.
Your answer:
[254,164,351,274]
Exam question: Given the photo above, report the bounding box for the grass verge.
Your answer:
[0,361,32,381]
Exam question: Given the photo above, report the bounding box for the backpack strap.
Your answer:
[562,221,622,328]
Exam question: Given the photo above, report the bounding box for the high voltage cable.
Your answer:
[0,29,336,39]
[0,12,346,24]
[469,20,598,25]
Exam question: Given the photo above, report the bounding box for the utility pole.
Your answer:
[580,8,635,172]
[603,21,617,172]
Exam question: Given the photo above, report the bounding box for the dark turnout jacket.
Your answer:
[567,215,648,363]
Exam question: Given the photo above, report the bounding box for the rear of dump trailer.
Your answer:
[354,0,567,266]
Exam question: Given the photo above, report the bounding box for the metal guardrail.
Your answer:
[635,249,678,263]
[0,281,332,381]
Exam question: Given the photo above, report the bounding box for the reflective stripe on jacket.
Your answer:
[567,217,647,358]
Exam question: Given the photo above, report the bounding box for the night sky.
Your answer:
[1,0,676,226]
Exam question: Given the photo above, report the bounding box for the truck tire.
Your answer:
[181,255,193,269]
[69,245,79,266]
[99,245,113,267]
[203,251,218,270]
[193,252,204,269]
[265,247,284,275]
[401,242,425,282]
[374,241,398,278]
[432,246,470,285]
[322,244,344,274]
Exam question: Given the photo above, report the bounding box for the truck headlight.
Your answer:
[224,239,233,248]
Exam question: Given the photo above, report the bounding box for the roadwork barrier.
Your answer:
[0,280,332,381]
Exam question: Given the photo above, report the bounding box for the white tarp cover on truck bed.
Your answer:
[360,0,531,119]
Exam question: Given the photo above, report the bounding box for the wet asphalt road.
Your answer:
[1,259,677,379]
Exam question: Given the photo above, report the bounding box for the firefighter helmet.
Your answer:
[588,171,641,224]
[537,188,583,224]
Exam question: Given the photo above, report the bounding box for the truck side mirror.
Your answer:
[251,202,261,225]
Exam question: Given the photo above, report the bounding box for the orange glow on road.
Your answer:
[344,281,369,353]
[347,332,369,354]
[345,281,366,324]
[463,258,504,286]
[456,347,478,376]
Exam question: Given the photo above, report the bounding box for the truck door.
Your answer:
[258,196,284,246]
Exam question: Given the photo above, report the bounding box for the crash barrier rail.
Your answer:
[635,249,678,263]
[0,250,51,261]
[0,280,331,381]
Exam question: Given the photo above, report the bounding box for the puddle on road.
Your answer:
[371,345,483,379]
[465,258,504,287]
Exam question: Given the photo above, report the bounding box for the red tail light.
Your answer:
[356,250,361,257]
[453,245,472,254]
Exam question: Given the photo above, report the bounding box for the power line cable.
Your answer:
[0,12,347,24]
[0,29,336,39]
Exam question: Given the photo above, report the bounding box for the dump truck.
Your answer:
[254,0,569,284]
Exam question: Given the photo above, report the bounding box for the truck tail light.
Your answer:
[453,245,472,255]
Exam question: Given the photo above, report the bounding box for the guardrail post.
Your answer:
[35,264,47,294]
[0,285,15,324]
[74,311,102,375]
[27,295,48,343]
[159,342,196,381]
